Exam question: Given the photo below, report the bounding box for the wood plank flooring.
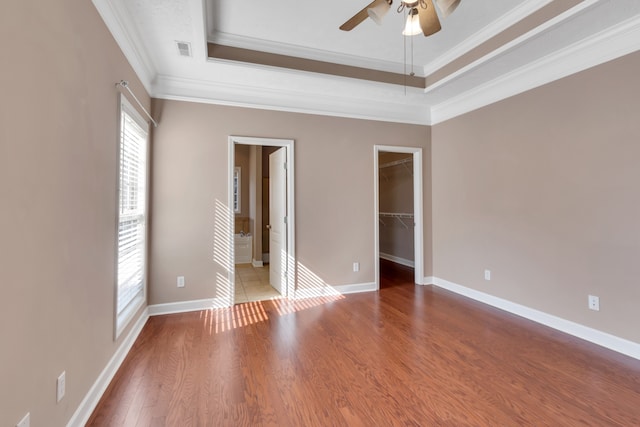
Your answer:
[88,263,640,426]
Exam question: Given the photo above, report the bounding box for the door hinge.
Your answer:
[284,162,288,171]
[284,216,288,224]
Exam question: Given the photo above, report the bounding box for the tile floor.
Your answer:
[234,263,281,303]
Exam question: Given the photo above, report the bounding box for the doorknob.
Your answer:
[266,224,271,230]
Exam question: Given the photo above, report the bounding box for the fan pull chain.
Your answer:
[411,31,415,77]
[403,9,407,95]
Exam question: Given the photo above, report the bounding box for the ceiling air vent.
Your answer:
[176,41,192,57]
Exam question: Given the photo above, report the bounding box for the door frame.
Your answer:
[228,136,295,302]
[373,145,424,288]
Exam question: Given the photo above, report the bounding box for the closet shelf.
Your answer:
[379,158,413,169]
[379,157,413,180]
[379,212,414,229]
[379,212,414,218]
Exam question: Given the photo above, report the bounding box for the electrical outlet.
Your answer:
[484,269,491,281]
[177,276,185,288]
[588,295,600,311]
[16,413,30,427]
[353,262,359,272]
[57,371,66,403]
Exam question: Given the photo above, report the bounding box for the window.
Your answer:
[116,95,148,336]
[233,167,241,214]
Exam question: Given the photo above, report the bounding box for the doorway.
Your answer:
[374,146,424,289]
[228,136,295,304]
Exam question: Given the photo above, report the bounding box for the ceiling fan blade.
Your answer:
[434,0,461,19]
[340,0,383,31]
[418,0,442,36]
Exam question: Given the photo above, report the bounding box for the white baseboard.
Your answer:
[252,259,264,268]
[148,297,231,316]
[379,253,415,268]
[422,276,435,285]
[294,282,377,300]
[67,308,150,427]
[429,276,640,361]
[148,282,377,315]
[334,282,377,294]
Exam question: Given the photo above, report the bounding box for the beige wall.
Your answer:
[150,99,431,304]
[432,51,640,343]
[0,0,150,426]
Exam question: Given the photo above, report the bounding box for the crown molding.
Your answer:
[210,31,409,76]
[93,0,639,129]
[152,74,431,125]
[430,13,640,125]
[424,0,598,94]
[92,0,157,91]
[422,0,553,76]
[212,1,553,80]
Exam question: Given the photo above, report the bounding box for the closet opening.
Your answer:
[374,146,424,289]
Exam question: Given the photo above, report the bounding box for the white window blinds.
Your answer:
[116,96,148,327]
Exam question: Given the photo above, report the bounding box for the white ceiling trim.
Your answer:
[186,0,209,63]
[92,0,640,127]
[205,55,424,92]
[152,74,431,125]
[210,1,553,79]
[430,13,640,124]
[422,0,552,76]
[91,0,156,91]
[424,0,599,94]
[210,31,408,76]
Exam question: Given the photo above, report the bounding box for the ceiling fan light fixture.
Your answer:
[367,1,392,25]
[402,8,422,36]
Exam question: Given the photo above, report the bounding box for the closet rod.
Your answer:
[116,80,158,128]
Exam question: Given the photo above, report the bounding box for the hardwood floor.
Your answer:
[379,258,414,288]
[88,264,640,426]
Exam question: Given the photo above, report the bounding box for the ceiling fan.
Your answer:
[340,0,461,37]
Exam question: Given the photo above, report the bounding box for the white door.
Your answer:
[269,147,287,294]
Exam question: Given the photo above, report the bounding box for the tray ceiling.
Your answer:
[93,0,640,124]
